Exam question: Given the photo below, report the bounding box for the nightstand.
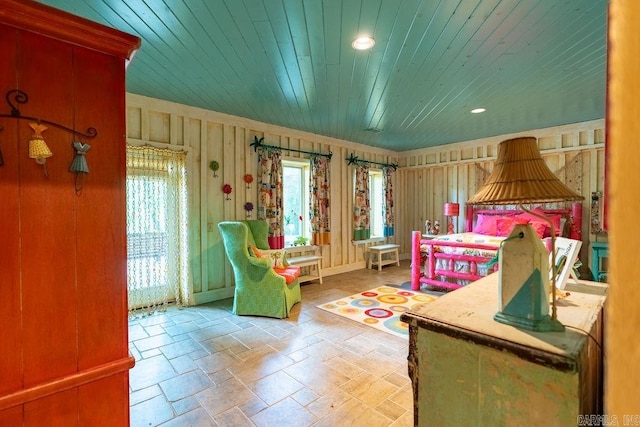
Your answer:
[590,241,609,282]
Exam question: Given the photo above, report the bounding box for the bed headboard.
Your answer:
[464,202,583,241]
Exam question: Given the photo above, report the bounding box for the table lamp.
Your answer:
[444,202,460,234]
[467,137,583,332]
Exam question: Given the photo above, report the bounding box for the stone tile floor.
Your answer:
[128,261,416,426]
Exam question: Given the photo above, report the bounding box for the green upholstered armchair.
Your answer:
[218,221,301,318]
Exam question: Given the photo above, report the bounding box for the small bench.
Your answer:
[286,246,323,284]
[368,244,400,271]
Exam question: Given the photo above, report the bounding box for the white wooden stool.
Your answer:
[367,244,400,271]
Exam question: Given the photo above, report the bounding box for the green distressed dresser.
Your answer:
[401,274,607,426]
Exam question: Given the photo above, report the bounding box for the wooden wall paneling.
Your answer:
[140,103,150,142]
[24,388,77,425]
[191,118,204,294]
[79,376,128,426]
[233,126,246,218]
[148,110,170,143]
[74,45,128,370]
[457,164,468,232]
[127,106,142,140]
[0,24,22,404]
[222,124,236,281]
[243,129,254,222]
[208,121,226,290]
[19,31,78,390]
[186,118,201,294]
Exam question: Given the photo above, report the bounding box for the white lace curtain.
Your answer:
[126,145,190,317]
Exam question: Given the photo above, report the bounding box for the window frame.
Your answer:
[369,169,384,238]
[282,159,311,247]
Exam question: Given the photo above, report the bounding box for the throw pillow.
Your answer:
[257,249,286,268]
[473,214,500,235]
[516,208,562,237]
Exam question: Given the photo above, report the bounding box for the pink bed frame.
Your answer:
[410,202,583,291]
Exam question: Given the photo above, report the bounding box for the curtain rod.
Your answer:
[345,153,398,170]
[250,136,332,159]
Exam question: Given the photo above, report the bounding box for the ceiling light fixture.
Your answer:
[471,108,486,114]
[352,36,375,50]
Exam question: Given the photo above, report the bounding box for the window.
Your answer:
[369,170,384,237]
[283,160,310,246]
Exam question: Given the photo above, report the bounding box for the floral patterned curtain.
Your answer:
[353,164,370,240]
[257,148,284,248]
[310,155,331,245]
[126,145,190,318]
[383,166,395,237]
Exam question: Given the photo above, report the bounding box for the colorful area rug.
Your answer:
[317,284,439,338]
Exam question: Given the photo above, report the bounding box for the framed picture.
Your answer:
[551,237,583,290]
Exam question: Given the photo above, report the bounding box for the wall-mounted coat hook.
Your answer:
[1,89,98,139]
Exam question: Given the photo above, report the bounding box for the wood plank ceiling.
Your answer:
[38,0,607,152]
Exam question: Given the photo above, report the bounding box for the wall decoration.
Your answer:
[244,202,254,217]
[591,191,607,235]
[222,183,232,200]
[243,173,254,188]
[28,122,53,176]
[69,141,91,174]
[69,141,91,193]
[0,89,98,179]
[209,160,219,177]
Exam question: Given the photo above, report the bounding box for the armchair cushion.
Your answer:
[273,266,301,284]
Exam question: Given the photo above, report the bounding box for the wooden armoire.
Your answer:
[0,1,140,424]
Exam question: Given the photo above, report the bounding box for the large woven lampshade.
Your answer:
[467,137,583,205]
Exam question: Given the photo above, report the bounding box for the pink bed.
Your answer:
[411,203,583,291]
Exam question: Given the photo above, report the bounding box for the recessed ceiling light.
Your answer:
[471,108,486,114]
[352,36,375,50]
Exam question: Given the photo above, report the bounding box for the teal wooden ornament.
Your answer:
[70,141,90,174]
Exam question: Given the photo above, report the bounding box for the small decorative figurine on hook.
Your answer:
[244,202,254,218]
[243,173,254,188]
[69,141,91,194]
[222,183,233,200]
[209,160,220,177]
[28,122,53,176]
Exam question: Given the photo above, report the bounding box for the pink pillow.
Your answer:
[473,214,499,235]
[528,221,547,238]
[546,214,562,236]
[516,208,562,237]
[496,216,529,236]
